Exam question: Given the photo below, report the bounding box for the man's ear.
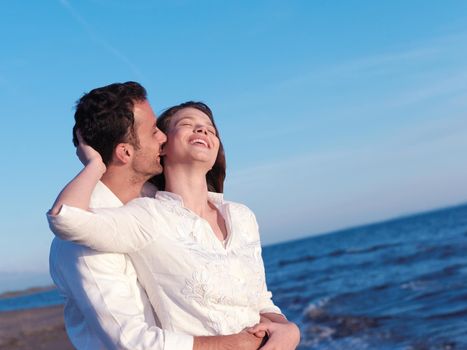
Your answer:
[114,143,133,164]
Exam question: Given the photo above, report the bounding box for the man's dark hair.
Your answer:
[72,81,147,165]
[149,101,226,193]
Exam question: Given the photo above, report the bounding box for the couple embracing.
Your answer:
[48,81,300,350]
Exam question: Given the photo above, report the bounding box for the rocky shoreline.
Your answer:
[0,305,73,350]
[0,285,56,300]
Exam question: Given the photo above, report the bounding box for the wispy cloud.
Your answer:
[388,71,467,108]
[280,31,467,90]
[58,0,143,80]
[280,48,440,90]
[229,112,467,182]
[226,114,467,242]
[218,31,467,148]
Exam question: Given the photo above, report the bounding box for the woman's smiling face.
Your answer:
[162,107,220,169]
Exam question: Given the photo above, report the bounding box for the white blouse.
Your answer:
[48,191,281,336]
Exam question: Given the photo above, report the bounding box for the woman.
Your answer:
[49,101,300,349]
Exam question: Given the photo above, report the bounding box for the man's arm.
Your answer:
[247,321,300,350]
[52,240,265,350]
[260,312,287,324]
[51,239,193,350]
[194,332,264,350]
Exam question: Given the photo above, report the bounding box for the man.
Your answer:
[49,81,265,349]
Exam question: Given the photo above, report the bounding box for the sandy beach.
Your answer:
[0,305,73,350]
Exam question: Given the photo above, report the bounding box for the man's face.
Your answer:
[131,100,167,178]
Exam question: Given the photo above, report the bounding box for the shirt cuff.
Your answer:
[164,331,193,350]
[47,205,94,235]
[260,305,283,316]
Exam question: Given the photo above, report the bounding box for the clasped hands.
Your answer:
[246,316,300,350]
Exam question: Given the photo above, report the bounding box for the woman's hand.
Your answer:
[48,131,106,215]
[248,315,272,338]
[76,131,105,169]
[247,321,300,350]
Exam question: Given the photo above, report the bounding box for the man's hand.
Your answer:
[247,321,300,350]
[250,315,272,339]
[193,330,264,350]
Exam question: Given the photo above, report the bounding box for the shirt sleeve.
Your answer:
[249,211,283,315]
[47,198,157,253]
[50,239,193,350]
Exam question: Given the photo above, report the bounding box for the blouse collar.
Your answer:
[156,191,225,208]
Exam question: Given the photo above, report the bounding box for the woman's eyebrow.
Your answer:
[177,116,214,127]
[174,117,191,126]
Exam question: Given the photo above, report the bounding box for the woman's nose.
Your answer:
[195,126,208,135]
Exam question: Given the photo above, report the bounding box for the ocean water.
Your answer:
[2,204,467,349]
[0,288,63,312]
[264,204,467,349]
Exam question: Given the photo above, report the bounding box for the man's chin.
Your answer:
[152,165,164,176]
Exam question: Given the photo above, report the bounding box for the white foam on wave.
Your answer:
[400,280,430,291]
[303,296,331,317]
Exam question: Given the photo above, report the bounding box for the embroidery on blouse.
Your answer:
[181,240,265,307]
[156,194,271,332]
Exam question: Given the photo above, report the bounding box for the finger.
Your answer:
[246,328,256,334]
[247,323,269,334]
[245,323,259,333]
[254,330,266,338]
[259,341,274,350]
[260,345,273,350]
[76,130,85,145]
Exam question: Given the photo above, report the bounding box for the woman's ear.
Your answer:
[160,143,166,156]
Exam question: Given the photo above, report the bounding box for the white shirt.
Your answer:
[49,182,193,350]
[48,191,282,336]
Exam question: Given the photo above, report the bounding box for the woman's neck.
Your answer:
[164,165,211,216]
[164,164,227,242]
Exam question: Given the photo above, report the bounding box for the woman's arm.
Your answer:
[48,201,155,253]
[47,136,152,253]
[246,209,301,348]
[246,210,283,316]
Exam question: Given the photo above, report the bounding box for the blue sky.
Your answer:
[1,0,467,291]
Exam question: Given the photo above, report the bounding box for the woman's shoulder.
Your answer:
[223,200,262,244]
[223,199,257,220]
[209,192,257,221]
[124,196,160,212]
